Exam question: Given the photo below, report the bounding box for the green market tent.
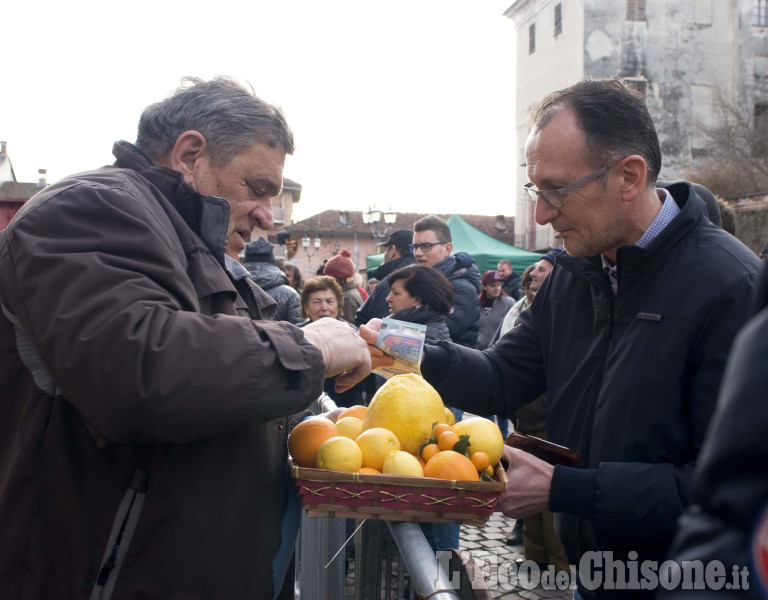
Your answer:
[366,215,543,275]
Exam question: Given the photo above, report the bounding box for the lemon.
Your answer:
[335,416,364,440]
[444,407,456,427]
[452,417,505,466]
[382,451,424,477]
[315,436,363,472]
[356,428,401,471]
[362,374,445,454]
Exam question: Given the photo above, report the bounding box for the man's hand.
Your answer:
[497,445,555,518]
[302,318,371,392]
[358,318,396,372]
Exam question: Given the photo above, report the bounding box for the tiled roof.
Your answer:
[285,210,516,245]
[0,181,41,200]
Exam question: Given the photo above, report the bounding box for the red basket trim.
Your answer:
[380,490,413,502]
[302,485,333,497]
[465,496,498,508]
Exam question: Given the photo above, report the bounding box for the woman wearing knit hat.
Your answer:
[323,250,363,325]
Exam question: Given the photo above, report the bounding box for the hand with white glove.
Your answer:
[302,317,372,392]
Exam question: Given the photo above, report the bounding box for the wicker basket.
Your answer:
[290,461,508,527]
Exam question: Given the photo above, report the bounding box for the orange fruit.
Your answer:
[356,427,401,471]
[362,374,445,454]
[432,423,453,441]
[288,417,338,468]
[382,451,424,476]
[418,456,427,470]
[452,417,505,466]
[424,450,479,481]
[359,467,381,475]
[437,430,460,451]
[335,416,364,440]
[421,443,440,463]
[315,436,363,472]
[470,451,491,472]
[339,405,367,421]
[484,465,495,478]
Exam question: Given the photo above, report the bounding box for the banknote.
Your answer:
[373,317,426,378]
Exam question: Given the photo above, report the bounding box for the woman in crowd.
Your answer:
[298,276,363,407]
[385,265,453,344]
[282,263,303,293]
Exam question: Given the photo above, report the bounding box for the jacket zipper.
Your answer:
[90,468,148,600]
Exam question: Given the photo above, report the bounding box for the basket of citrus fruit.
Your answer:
[289,374,508,527]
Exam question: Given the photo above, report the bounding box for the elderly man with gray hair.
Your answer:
[0,77,370,599]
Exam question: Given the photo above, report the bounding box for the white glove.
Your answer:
[302,317,372,392]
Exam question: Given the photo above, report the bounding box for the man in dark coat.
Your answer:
[361,79,761,599]
[497,259,523,300]
[355,229,414,325]
[0,76,370,600]
[412,215,481,348]
[243,237,302,324]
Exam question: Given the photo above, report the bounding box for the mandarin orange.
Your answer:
[437,430,460,451]
[421,443,440,463]
[423,450,479,481]
[338,405,367,421]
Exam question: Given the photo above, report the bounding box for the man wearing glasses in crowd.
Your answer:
[410,215,481,349]
[363,79,761,598]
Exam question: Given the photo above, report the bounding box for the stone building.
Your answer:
[505,0,768,250]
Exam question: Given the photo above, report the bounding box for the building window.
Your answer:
[554,3,562,36]
[755,0,768,26]
[627,0,646,21]
[529,22,536,54]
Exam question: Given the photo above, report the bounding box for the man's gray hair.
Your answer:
[136,76,295,166]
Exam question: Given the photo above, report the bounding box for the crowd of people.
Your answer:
[1,74,766,600]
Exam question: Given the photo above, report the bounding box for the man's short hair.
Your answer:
[498,259,513,270]
[136,76,295,166]
[528,78,662,188]
[413,215,452,243]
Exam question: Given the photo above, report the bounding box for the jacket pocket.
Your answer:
[90,468,148,600]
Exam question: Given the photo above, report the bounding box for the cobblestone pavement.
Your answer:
[459,512,574,600]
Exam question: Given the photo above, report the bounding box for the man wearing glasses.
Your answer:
[411,215,482,348]
[363,79,761,598]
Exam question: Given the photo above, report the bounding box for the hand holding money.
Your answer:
[359,319,395,372]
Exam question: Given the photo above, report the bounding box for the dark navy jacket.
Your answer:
[422,183,762,598]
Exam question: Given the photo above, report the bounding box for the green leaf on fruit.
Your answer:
[453,434,471,455]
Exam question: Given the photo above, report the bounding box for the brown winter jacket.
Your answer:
[0,141,324,599]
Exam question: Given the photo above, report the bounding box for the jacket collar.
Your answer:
[112,141,231,265]
[373,254,415,280]
[556,182,709,293]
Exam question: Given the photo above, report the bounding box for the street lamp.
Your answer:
[362,205,397,239]
[301,235,322,271]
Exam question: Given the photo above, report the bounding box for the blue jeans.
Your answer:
[573,589,585,600]
[419,522,461,552]
[490,415,509,439]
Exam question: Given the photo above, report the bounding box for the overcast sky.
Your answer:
[2,1,518,220]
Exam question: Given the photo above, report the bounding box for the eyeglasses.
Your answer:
[409,241,448,253]
[523,157,626,211]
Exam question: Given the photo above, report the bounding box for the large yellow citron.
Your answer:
[452,417,505,467]
[362,374,445,455]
